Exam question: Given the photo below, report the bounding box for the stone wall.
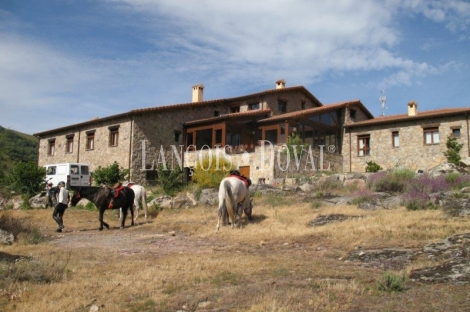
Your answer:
[343,115,469,172]
[131,104,229,183]
[37,116,132,172]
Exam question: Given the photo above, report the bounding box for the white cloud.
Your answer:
[1,0,469,133]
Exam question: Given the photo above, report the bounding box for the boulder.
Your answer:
[149,195,173,209]
[198,189,218,206]
[343,179,366,190]
[29,193,47,208]
[172,193,197,209]
[298,183,314,193]
[428,163,468,177]
[9,196,23,210]
[0,229,14,245]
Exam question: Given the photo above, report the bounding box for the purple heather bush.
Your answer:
[351,189,379,205]
[401,189,439,211]
[367,171,407,193]
[401,174,450,210]
[445,172,470,189]
[365,170,468,210]
[406,173,451,194]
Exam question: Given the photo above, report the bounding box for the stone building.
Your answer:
[343,101,470,172]
[34,81,470,185]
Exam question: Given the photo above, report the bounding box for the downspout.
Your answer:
[76,129,80,163]
[128,114,134,182]
[466,113,469,157]
[182,123,187,184]
[35,135,40,165]
[348,127,352,173]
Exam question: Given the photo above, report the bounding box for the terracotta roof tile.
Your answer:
[346,107,470,128]
[185,109,272,126]
[258,100,373,123]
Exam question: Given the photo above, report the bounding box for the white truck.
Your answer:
[44,163,92,189]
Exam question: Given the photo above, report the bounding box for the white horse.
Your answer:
[119,183,149,224]
[216,176,253,232]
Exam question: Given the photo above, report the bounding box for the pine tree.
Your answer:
[444,135,463,165]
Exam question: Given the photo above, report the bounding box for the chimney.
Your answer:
[192,84,204,102]
[408,100,418,116]
[275,79,286,89]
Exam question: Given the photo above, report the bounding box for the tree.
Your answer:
[157,165,184,196]
[10,161,46,195]
[444,135,463,166]
[285,133,307,158]
[192,155,236,189]
[92,162,129,185]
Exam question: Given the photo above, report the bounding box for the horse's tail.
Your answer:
[224,179,235,224]
[141,186,148,220]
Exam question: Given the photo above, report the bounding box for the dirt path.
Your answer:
[48,225,232,258]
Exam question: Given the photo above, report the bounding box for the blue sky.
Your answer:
[1,0,469,135]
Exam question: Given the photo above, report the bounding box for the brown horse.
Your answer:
[70,186,135,231]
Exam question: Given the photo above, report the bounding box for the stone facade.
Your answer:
[34,82,470,185]
[343,114,470,172]
[37,116,132,172]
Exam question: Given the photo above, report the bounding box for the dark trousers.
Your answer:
[53,203,68,229]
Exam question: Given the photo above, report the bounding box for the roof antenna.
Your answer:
[379,90,387,116]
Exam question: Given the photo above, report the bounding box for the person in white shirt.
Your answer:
[53,181,69,233]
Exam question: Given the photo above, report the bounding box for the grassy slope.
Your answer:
[0,126,38,179]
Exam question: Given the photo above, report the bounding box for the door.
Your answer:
[69,164,81,187]
[80,165,91,186]
[239,166,250,178]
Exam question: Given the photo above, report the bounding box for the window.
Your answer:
[350,109,357,118]
[81,166,89,175]
[358,135,370,156]
[452,128,461,138]
[86,131,95,150]
[392,131,399,147]
[48,139,55,156]
[174,131,181,142]
[424,127,439,145]
[301,101,306,109]
[46,166,56,175]
[66,135,74,153]
[230,106,240,113]
[214,111,220,117]
[144,164,157,181]
[278,100,287,113]
[215,129,222,145]
[249,103,260,110]
[109,126,119,147]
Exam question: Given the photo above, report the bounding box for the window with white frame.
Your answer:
[86,131,95,150]
[48,139,55,156]
[109,126,119,147]
[357,135,370,156]
[392,131,399,147]
[423,127,439,145]
[66,135,74,153]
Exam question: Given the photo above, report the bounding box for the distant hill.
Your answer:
[0,126,38,180]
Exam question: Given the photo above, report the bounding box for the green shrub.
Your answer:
[192,155,236,189]
[157,165,184,196]
[10,161,46,195]
[285,133,308,159]
[377,271,407,292]
[365,161,382,172]
[92,161,129,185]
[392,168,415,180]
[368,168,417,194]
[444,135,463,165]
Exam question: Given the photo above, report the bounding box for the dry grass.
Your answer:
[1,194,470,311]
